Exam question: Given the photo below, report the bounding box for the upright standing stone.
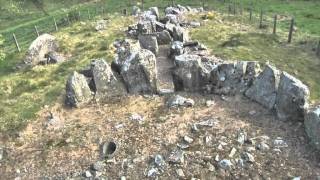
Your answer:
[173,54,211,92]
[156,30,173,45]
[65,71,92,107]
[149,7,160,20]
[91,59,126,100]
[245,65,280,109]
[138,34,159,55]
[305,106,320,150]
[172,26,189,42]
[275,72,310,121]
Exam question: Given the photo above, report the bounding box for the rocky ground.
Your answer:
[0,93,319,179]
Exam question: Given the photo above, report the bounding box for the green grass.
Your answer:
[0,14,134,135]
[189,12,320,102]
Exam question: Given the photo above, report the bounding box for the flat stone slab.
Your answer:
[156,45,175,94]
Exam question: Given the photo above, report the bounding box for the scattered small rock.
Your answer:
[130,113,144,123]
[256,142,270,151]
[219,159,233,170]
[242,152,255,163]
[167,95,194,108]
[168,149,184,164]
[249,110,256,116]
[147,167,159,177]
[205,100,215,107]
[228,147,237,158]
[91,161,105,172]
[237,131,247,145]
[184,135,194,144]
[273,137,288,148]
[195,118,219,127]
[176,169,185,177]
[154,154,165,167]
[207,162,215,172]
[83,170,92,178]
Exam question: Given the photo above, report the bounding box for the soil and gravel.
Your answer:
[0,93,319,179]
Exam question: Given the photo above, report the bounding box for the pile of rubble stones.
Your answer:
[63,5,320,152]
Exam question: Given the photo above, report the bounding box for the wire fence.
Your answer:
[1,0,320,56]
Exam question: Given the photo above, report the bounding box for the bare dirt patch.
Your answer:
[0,93,319,179]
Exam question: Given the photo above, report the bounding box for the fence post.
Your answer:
[316,40,320,56]
[202,0,205,9]
[34,25,39,37]
[273,15,277,34]
[259,9,263,28]
[88,10,91,20]
[123,8,127,16]
[66,14,70,25]
[53,18,58,31]
[141,0,144,11]
[288,18,294,43]
[78,11,81,21]
[228,4,232,15]
[12,33,21,52]
[233,1,236,15]
[171,0,174,6]
[249,7,252,21]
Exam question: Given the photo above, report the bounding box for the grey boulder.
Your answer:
[156,30,173,45]
[170,41,184,56]
[275,72,310,121]
[245,65,280,109]
[173,54,211,92]
[211,61,260,95]
[137,20,156,34]
[138,34,159,55]
[24,33,59,65]
[172,26,189,43]
[115,43,158,94]
[91,59,126,100]
[167,95,194,108]
[66,71,92,107]
[305,106,320,150]
[132,6,141,16]
[43,51,65,64]
[149,7,160,20]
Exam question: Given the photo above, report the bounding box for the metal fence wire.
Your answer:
[1,0,320,56]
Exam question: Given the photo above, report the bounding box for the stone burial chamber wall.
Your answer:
[63,5,320,151]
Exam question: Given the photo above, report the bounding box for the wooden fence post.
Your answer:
[249,7,252,21]
[88,10,91,20]
[259,9,263,28]
[228,4,232,15]
[288,18,294,43]
[54,18,58,31]
[66,14,70,25]
[233,1,236,15]
[34,25,39,37]
[316,40,320,56]
[273,15,277,34]
[141,0,144,11]
[12,33,21,52]
[78,11,81,21]
[123,8,127,16]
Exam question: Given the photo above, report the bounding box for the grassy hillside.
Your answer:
[0,0,319,136]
